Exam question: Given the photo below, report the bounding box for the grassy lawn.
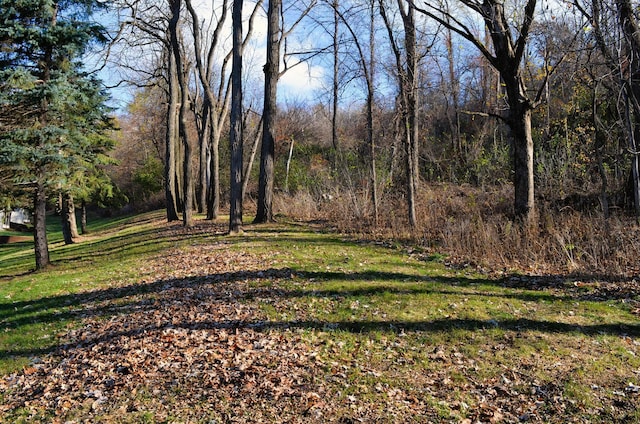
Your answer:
[0,211,639,422]
[0,211,202,373]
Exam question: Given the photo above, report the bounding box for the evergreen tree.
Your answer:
[0,0,114,269]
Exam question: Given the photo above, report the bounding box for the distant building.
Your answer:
[0,209,31,230]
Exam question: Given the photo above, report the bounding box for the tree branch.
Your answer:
[409,0,499,68]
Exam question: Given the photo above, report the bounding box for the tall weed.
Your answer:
[295,184,640,277]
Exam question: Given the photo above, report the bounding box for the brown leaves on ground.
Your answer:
[1,244,321,422]
[1,241,428,422]
[503,275,640,317]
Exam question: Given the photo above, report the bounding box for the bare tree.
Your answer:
[110,0,182,221]
[186,0,264,220]
[614,0,640,220]
[168,0,195,227]
[412,0,546,223]
[254,0,283,224]
[185,0,230,215]
[229,0,244,234]
[574,0,640,219]
[330,0,380,224]
[186,0,229,218]
[379,0,423,227]
[254,0,318,223]
[332,0,340,152]
[165,48,181,221]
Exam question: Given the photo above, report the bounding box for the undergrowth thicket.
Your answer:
[278,184,640,277]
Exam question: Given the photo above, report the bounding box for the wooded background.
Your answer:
[3,0,640,272]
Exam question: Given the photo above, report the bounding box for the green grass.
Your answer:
[241,225,639,421]
[1,210,639,422]
[0,210,203,373]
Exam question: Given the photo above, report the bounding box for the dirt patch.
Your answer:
[0,235,31,244]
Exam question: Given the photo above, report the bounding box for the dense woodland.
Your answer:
[3,0,640,274]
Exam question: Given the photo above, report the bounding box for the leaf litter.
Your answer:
[1,223,639,423]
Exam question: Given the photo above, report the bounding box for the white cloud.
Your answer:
[279,60,325,102]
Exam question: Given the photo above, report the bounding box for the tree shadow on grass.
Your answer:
[9,316,637,361]
[1,267,639,361]
[0,219,229,280]
[0,268,572,327]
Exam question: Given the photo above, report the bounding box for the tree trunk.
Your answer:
[61,193,74,245]
[284,137,294,193]
[332,0,339,153]
[622,85,640,219]
[413,0,538,222]
[31,8,54,270]
[185,0,230,219]
[60,192,79,243]
[617,0,640,220]
[446,26,461,157]
[181,117,194,227]
[242,118,263,201]
[593,95,610,220]
[509,104,535,222]
[33,181,49,270]
[80,199,88,234]
[165,50,180,222]
[404,117,417,227]
[368,3,378,226]
[367,89,378,226]
[255,0,282,224]
[483,0,536,222]
[207,132,221,219]
[380,0,417,227]
[197,103,210,214]
[229,0,244,234]
[169,0,194,227]
[175,117,185,213]
[68,194,79,238]
[402,1,418,228]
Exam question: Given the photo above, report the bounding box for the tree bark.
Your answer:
[402,0,418,228]
[242,117,263,201]
[33,180,49,270]
[617,0,640,220]
[165,49,180,222]
[207,131,221,219]
[483,0,537,222]
[197,102,210,214]
[332,0,340,153]
[61,193,74,245]
[284,137,294,193]
[68,194,79,238]
[180,103,194,227]
[380,0,418,227]
[168,0,194,227]
[509,105,535,220]
[31,6,56,270]
[80,199,88,234]
[229,0,244,234]
[60,192,79,244]
[185,0,230,219]
[255,0,282,224]
[367,2,378,226]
